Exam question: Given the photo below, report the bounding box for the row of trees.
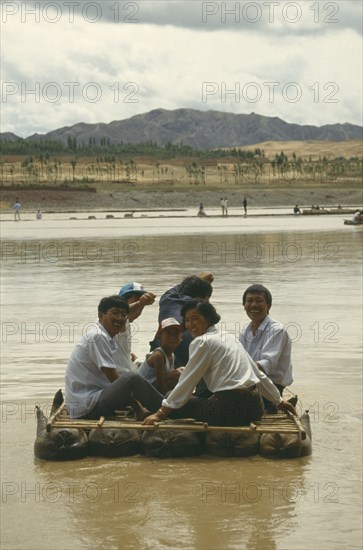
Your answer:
[186,158,363,184]
[1,157,140,184]
[186,155,362,185]
[1,136,275,161]
[1,137,195,158]
[1,148,361,185]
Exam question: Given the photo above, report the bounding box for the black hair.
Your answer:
[179,276,213,299]
[98,296,129,314]
[180,300,221,326]
[242,284,272,307]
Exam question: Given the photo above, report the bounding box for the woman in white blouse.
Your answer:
[143,301,296,426]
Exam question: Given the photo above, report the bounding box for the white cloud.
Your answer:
[1,1,362,137]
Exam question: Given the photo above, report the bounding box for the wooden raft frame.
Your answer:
[47,403,306,440]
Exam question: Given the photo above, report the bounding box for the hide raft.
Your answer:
[34,390,312,460]
[34,390,88,461]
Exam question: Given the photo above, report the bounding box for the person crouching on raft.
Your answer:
[143,301,297,426]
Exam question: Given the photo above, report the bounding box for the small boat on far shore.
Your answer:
[303,207,359,216]
[344,219,363,225]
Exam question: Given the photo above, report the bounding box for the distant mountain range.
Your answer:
[2,109,362,149]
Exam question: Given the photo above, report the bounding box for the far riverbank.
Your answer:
[1,186,362,213]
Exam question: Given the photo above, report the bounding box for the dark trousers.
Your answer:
[263,383,285,413]
[170,386,264,426]
[84,371,163,419]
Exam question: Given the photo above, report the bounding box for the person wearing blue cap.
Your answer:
[114,282,156,373]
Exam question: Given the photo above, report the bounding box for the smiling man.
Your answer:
[65,295,162,419]
[239,284,293,397]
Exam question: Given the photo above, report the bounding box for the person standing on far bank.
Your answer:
[14,199,21,221]
[243,197,248,216]
[220,198,225,216]
[223,197,228,217]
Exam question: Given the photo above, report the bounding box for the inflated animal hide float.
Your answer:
[34,390,312,460]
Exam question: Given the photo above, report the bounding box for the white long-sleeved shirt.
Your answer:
[162,326,282,410]
[239,315,293,386]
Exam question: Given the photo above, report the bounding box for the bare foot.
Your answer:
[130,399,151,421]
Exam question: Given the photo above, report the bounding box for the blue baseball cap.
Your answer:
[118,282,146,298]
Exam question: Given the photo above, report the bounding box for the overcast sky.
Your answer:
[1,0,362,137]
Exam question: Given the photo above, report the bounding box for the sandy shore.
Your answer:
[1,186,362,212]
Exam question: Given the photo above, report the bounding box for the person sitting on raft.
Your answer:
[239,284,293,399]
[138,317,185,395]
[143,301,296,427]
[149,274,214,367]
[115,282,156,372]
[65,296,163,420]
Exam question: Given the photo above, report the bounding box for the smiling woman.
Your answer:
[184,302,213,338]
[143,300,297,427]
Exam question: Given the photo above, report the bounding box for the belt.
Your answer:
[232,384,257,395]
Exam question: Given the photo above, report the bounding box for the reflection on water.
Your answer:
[27,456,306,550]
[1,227,362,549]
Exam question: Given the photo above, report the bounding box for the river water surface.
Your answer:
[1,214,362,550]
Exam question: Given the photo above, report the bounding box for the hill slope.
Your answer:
[14,109,363,149]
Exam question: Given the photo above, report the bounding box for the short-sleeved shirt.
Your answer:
[65,322,116,418]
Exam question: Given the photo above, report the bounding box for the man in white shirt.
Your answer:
[65,296,163,419]
[239,284,293,398]
[114,282,156,373]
